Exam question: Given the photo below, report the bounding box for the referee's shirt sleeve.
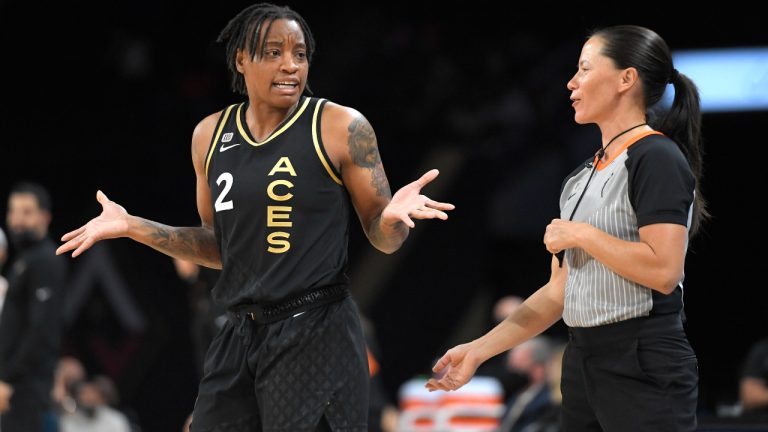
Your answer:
[626,136,695,228]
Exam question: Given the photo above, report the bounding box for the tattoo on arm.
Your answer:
[348,116,391,197]
[140,219,220,268]
[366,213,408,254]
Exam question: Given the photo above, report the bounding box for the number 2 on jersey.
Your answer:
[215,172,234,212]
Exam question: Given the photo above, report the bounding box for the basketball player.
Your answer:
[56,4,454,431]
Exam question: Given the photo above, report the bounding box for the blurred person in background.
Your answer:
[740,337,768,421]
[0,380,12,418]
[498,336,555,432]
[51,357,87,416]
[0,228,8,319]
[56,3,454,431]
[173,258,225,378]
[428,25,706,432]
[59,377,131,432]
[0,183,67,432]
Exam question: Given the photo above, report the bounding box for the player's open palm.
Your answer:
[56,191,130,258]
[383,169,455,228]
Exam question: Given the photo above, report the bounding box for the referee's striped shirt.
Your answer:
[560,132,694,328]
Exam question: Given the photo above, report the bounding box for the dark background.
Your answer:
[1,1,766,430]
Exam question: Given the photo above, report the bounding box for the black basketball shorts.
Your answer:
[190,296,369,432]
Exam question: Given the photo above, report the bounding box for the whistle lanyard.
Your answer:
[555,161,598,267]
[553,123,648,267]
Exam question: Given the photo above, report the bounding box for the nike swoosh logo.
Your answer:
[220,143,241,152]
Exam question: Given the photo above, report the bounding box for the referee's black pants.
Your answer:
[561,314,698,432]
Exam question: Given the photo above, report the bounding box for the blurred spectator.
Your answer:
[59,377,131,432]
[172,258,224,378]
[498,336,555,432]
[0,380,12,415]
[172,258,222,432]
[545,345,564,407]
[522,344,566,432]
[740,337,768,420]
[0,182,67,432]
[0,227,8,319]
[51,357,86,416]
[493,295,523,325]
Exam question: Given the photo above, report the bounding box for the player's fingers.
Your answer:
[410,209,446,221]
[425,199,455,211]
[61,226,85,242]
[96,190,110,205]
[71,237,95,258]
[413,169,439,188]
[400,214,415,228]
[56,234,84,255]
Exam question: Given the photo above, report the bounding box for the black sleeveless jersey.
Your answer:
[204,97,350,307]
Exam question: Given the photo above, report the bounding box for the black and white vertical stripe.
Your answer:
[563,191,652,327]
[559,135,694,328]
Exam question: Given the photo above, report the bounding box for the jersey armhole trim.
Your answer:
[312,99,343,185]
[205,104,236,178]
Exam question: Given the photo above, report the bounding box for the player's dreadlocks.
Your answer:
[217,3,315,95]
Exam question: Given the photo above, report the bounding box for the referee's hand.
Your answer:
[425,343,480,392]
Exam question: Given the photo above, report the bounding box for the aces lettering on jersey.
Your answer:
[266,157,296,253]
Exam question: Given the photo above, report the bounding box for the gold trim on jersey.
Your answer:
[312,99,343,185]
[236,98,311,147]
[205,104,236,178]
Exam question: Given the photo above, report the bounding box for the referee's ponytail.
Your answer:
[592,25,708,236]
